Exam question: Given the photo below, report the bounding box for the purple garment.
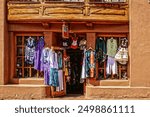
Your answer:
[40,48,51,85]
[34,37,45,70]
[43,66,50,85]
[107,56,115,65]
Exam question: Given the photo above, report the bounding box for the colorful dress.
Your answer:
[40,48,51,85]
[81,49,96,78]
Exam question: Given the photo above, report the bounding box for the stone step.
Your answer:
[0,84,50,99]
[85,86,150,99]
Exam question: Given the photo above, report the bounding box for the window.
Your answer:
[96,34,128,80]
[15,35,44,78]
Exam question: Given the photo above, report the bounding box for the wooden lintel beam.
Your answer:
[42,22,50,29]
[86,22,93,29]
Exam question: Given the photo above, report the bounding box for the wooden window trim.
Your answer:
[96,33,129,80]
[13,33,44,80]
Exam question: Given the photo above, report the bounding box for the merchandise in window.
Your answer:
[15,35,44,78]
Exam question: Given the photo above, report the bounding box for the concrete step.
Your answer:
[85,86,150,99]
[0,84,50,99]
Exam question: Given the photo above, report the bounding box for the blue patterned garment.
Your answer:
[57,51,63,69]
[85,50,96,78]
[40,48,51,85]
[25,37,36,65]
[49,68,59,87]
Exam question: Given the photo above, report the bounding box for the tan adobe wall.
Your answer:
[0,0,5,85]
[130,0,150,87]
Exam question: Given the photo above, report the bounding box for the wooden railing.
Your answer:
[7,0,127,3]
[7,0,129,21]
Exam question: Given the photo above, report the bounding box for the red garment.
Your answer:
[70,37,78,49]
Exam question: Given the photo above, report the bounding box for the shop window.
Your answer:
[96,35,128,80]
[15,35,44,78]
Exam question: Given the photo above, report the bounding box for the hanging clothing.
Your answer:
[56,70,64,91]
[49,68,59,87]
[49,50,59,87]
[25,37,36,65]
[79,39,87,50]
[80,49,86,83]
[107,38,117,57]
[70,37,78,49]
[49,50,58,69]
[64,56,70,76]
[115,47,128,65]
[106,56,118,75]
[57,51,63,69]
[120,38,128,48]
[95,37,106,63]
[62,39,70,48]
[34,37,45,70]
[83,49,96,78]
[40,47,51,85]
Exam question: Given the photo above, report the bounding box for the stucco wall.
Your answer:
[0,0,9,85]
[130,0,150,87]
[0,0,5,85]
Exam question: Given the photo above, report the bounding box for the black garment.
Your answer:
[95,37,106,63]
[120,38,128,48]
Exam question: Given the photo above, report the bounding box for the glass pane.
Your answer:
[24,61,31,67]
[17,36,22,45]
[99,62,104,67]
[98,69,105,80]
[121,70,127,79]
[31,68,37,77]
[32,36,37,40]
[24,68,30,78]
[17,47,23,56]
[16,68,22,78]
[24,36,29,46]
[39,71,44,78]
[16,57,22,67]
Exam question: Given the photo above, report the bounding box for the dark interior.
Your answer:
[66,48,84,94]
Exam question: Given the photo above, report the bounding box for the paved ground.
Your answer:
[43,94,87,100]
[43,94,150,100]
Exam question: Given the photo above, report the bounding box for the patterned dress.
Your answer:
[25,37,36,65]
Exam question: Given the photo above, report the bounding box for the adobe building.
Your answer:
[0,0,150,99]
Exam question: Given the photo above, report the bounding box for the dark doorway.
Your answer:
[66,48,84,94]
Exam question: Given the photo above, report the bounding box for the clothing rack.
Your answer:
[51,46,65,51]
[50,46,66,98]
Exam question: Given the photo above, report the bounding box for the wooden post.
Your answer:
[86,33,96,49]
[44,31,53,47]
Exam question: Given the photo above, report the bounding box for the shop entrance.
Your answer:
[52,32,86,96]
[66,49,84,94]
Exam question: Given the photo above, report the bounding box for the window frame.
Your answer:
[96,33,129,81]
[13,33,44,79]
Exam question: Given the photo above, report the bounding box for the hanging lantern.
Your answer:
[62,22,69,39]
